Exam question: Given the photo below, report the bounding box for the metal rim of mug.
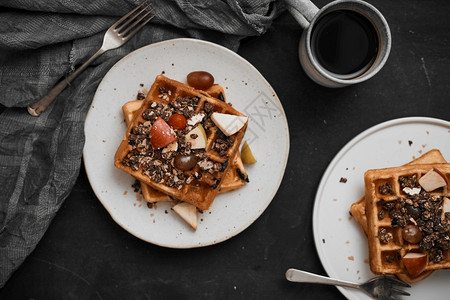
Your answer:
[305,0,392,85]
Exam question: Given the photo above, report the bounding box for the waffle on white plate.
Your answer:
[115,75,248,211]
[122,84,248,204]
[350,149,447,283]
[364,162,450,280]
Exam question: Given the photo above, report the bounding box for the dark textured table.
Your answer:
[1,1,450,299]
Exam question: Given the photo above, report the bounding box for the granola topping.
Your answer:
[122,94,228,190]
[378,174,450,263]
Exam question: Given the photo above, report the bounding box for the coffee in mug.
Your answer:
[286,0,391,88]
[311,9,379,79]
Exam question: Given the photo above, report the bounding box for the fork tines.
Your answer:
[385,276,411,298]
[114,1,155,40]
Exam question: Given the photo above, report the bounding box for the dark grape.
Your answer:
[405,204,421,219]
[187,71,214,90]
[402,224,423,244]
[174,154,198,171]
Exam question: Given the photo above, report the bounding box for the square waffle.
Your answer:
[121,84,247,204]
[351,149,448,235]
[364,163,450,276]
[350,149,447,282]
[114,75,248,210]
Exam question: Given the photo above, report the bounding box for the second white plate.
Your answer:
[313,117,450,299]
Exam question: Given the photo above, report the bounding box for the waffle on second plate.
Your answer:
[349,149,447,283]
[364,163,450,275]
[351,149,447,235]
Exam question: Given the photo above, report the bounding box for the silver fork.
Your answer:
[27,1,155,116]
[286,269,411,300]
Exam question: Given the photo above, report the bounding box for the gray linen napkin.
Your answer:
[0,0,283,287]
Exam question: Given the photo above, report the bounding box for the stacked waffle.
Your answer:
[115,75,249,229]
[350,149,450,283]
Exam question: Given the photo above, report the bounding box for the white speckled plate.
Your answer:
[83,38,289,248]
[313,117,450,299]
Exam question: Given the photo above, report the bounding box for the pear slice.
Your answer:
[185,124,207,149]
[211,112,248,136]
[241,141,257,164]
[172,202,197,230]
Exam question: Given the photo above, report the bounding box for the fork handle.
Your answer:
[27,48,105,116]
[286,269,359,289]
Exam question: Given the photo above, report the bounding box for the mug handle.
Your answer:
[285,0,319,29]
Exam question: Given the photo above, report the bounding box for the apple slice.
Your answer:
[172,202,197,230]
[402,252,427,277]
[185,124,207,149]
[150,117,177,149]
[211,112,248,136]
[419,168,448,192]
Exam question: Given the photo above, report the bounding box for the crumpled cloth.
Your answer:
[0,0,283,287]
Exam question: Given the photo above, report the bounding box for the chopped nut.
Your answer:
[198,159,214,171]
[403,187,421,195]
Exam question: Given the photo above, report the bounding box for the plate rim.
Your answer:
[312,116,450,299]
[83,38,290,248]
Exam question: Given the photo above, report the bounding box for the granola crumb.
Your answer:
[378,228,393,244]
[378,182,392,195]
[137,92,146,100]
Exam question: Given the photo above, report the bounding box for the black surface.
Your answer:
[1,1,450,299]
